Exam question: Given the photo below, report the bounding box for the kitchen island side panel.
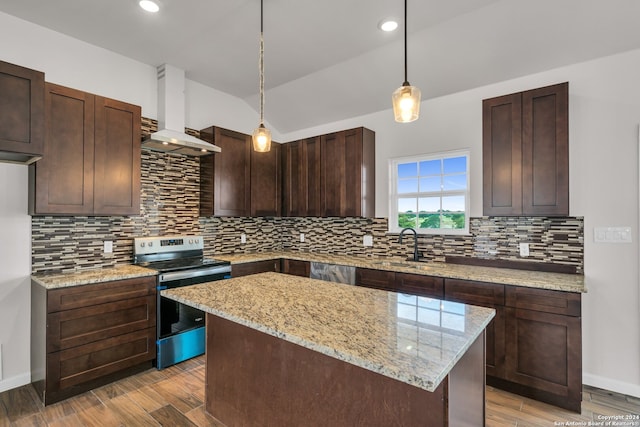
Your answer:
[205,313,486,427]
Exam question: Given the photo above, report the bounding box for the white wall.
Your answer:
[1,10,639,398]
[0,164,31,392]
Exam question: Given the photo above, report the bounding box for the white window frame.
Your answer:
[388,149,470,235]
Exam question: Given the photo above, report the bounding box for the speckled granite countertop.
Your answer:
[32,265,157,289]
[216,251,586,293]
[162,271,495,392]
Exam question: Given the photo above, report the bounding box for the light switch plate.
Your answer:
[103,241,113,253]
[594,227,632,243]
[519,242,529,257]
[240,234,247,244]
[300,233,305,243]
[363,235,373,247]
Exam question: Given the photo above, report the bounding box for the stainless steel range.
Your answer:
[133,235,231,369]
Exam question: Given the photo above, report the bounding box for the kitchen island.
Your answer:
[162,272,495,426]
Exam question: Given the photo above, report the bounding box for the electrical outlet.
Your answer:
[519,242,530,257]
[103,241,113,254]
[241,234,246,244]
[363,235,373,247]
[299,233,305,243]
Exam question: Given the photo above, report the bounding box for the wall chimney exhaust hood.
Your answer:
[142,64,220,156]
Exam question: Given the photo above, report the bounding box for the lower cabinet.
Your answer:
[281,259,311,277]
[355,267,395,291]
[31,276,156,405]
[443,277,582,412]
[231,260,280,277]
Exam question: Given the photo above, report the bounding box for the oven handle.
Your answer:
[159,265,232,283]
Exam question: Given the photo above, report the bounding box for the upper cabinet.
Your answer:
[199,126,281,217]
[282,136,321,217]
[483,82,568,216]
[29,83,141,216]
[200,125,375,218]
[0,60,45,164]
[321,127,375,218]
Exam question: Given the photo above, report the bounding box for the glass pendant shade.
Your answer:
[392,83,421,123]
[252,124,272,152]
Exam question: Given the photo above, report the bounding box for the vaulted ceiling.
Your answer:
[2,0,640,133]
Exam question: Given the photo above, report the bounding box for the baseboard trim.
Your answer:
[0,372,31,394]
[584,373,640,398]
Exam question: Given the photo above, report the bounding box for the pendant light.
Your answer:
[392,0,421,123]
[252,0,272,152]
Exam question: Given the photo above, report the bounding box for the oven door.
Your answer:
[156,265,230,369]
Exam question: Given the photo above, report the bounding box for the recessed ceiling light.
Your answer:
[379,18,398,32]
[139,0,160,13]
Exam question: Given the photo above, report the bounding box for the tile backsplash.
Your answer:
[31,119,583,274]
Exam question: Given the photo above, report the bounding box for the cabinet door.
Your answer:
[93,96,141,215]
[0,60,44,158]
[505,307,581,411]
[251,142,281,216]
[355,268,395,291]
[232,260,280,277]
[32,83,95,215]
[282,138,321,217]
[321,128,374,218]
[522,82,569,216]
[281,259,311,277]
[444,278,506,378]
[482,93,522,216]
[200,127,251,217]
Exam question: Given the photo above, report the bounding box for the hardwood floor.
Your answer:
[1,356,638,426]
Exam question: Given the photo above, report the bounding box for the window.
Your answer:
[389,150,469,234]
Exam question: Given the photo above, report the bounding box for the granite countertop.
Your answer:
[31,265,157,289]
[216,251,586,293]
[162,271,495,393]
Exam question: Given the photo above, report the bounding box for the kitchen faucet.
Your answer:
[398,228,421,262]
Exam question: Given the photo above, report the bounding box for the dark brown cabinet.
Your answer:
[200,126,281,217]
[483,82,568,216]
[251,142,281,216]
[281,259,311,277]
[232,260,280,277]
[320,127,375,217]
[31,276,156,405]
[282,137,321,217]
[0,60,44,163]
[200,126,251,216]
[395,272,444,299]
[443,277,582,412]
[355,267,396,291]
[29,83,141,215]
[444,279,506,378]
[503,286,582,412]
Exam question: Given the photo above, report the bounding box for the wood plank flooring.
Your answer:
[1,356,638,426]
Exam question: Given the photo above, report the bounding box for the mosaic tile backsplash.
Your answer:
[31,119,583,274]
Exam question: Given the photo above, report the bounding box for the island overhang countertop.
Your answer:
[162,271,495,393]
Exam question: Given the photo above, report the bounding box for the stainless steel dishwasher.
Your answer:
[309,262,356,285]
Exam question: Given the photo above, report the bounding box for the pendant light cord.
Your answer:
[403,0,408,84]
[259,0,265,125]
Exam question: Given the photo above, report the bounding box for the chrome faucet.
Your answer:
[398,228,421,262]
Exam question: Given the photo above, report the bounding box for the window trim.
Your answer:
[388,149,470,235]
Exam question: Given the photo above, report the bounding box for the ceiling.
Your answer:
[2,0,640,134]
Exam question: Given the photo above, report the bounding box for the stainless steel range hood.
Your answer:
[142,64,220,156]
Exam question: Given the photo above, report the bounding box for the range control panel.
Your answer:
[134,235,204,255]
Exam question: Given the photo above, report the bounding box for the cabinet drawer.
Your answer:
[46,327,155,392]
[444,278,505,306]
[355,268,395,291]
[395,273,444,299]
[505,286,581,316]
[47,276,156,313]
[47,295,156,353]
[232,260,280,277]
[281,259,311,277]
